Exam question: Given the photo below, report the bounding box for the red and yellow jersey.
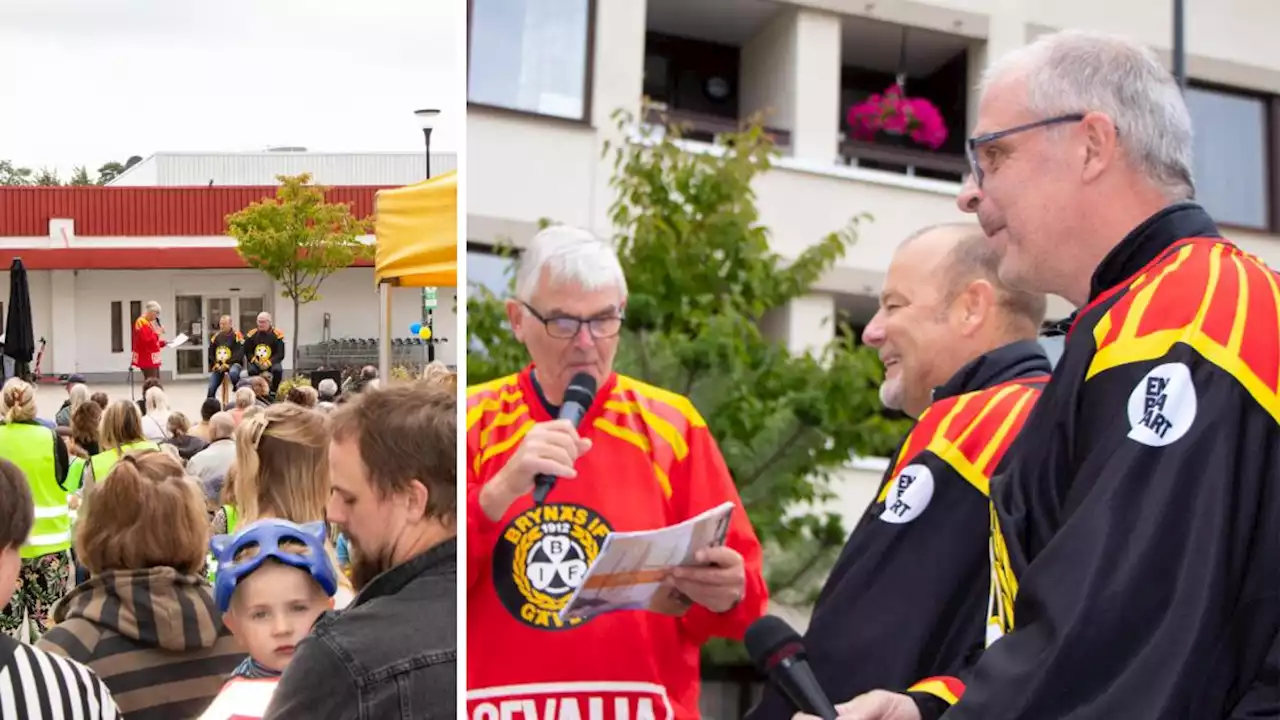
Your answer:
[131,316,165,369]
[466,366,767,720]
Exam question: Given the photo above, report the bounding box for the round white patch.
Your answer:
[878,463,935,524]
[1126,362,1197,447]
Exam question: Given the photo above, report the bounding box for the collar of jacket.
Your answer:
[1088,201,1221,303]
[931,339,1051,403]
[352,538,456,607]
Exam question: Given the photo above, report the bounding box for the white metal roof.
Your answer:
[109,150,458,187]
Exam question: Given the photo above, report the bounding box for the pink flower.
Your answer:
[845,85,948,150]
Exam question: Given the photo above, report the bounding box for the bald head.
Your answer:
[901,223,1047,335]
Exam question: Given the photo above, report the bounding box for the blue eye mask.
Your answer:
[210,518,338,613]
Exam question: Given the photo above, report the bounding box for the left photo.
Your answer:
[0,1,461,718]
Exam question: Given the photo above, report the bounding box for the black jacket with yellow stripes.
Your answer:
[745,339,1050,720]
[940,203,1280,719]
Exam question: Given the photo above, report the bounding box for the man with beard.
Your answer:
[807,29,1280,720]
[263,383,456,720]
[748,224,1050,720]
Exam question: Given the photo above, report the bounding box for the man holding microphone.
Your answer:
[131,300,166,380]
[467,225,768,720]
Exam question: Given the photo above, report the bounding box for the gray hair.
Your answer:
[514,225,629,302]
[234,387,255,409]
[209,412,236,440]
[68,383,91,413]
[982,29,1194,200]
[317,378,338,399]
[145,300,161,313]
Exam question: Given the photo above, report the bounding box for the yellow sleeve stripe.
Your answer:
[615,376,706,428]
[603,398,689,461]
[473,419,535,476]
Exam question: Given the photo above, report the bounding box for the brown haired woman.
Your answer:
[36,450,244,718]
[215,404,354,606]
[80,400,159,495]
[0,378,73,643]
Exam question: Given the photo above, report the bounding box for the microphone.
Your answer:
[532,372,597,506]
[745,616,839,720]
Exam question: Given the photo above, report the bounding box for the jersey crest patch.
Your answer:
[1127,362,1196,447]
[493,503,613,631]
[878,463,934,524]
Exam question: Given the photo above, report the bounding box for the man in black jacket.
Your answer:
[749,223,1050,719]
[265,383,456,720]
[243,312,285,396]
[825,29,1280,720]
[206,315,244,399]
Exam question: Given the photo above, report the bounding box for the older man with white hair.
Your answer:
[813,29,1280,720]
[131,300,166,380]
[243,311,286,396]
[466,225,768,719]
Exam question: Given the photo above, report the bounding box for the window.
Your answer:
[467,245,519,297]
[111,301,123,353]
[129,300,141,325]
[468,0,593,121]
[1185,85,1270,229]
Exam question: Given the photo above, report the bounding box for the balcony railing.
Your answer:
[642,104,792,152]
[838,135,967,183]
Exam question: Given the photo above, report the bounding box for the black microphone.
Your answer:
[532,372,597,506]
[745,616,839,720]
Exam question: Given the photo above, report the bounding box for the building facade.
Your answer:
[0,183,458,381]
[467,0,1280,529]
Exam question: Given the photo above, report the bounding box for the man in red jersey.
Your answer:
[131,300,166,380]
[467,225,767,720]
[816,29,1280,720]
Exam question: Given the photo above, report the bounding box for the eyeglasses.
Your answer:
[965,114,1086,188]
[521,301,623,340]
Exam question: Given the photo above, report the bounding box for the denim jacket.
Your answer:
[263,539,457,720]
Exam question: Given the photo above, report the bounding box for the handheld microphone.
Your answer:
[532,372,597,506]
[745,616,839,720]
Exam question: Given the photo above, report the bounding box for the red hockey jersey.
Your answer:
[467,366,768,720]
[131,316,166,369]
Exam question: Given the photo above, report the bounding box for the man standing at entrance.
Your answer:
[131,301,165,381]
[244,312,285,396]
[207,316,244,399]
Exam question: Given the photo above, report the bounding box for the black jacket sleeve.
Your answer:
[1228,630,1280,718]
[51,429,69,491]
[272,331,286,365]
[945,354,1280,719]
[232,333,245,365]
[207,334,217,370]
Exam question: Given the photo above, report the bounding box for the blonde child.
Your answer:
[199,519,338,719]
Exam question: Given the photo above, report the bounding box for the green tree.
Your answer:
[467,109,908,663]
[69,166,93,186]
[227,173,373,375]
[0,160,34,186]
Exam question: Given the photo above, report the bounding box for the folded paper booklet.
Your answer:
[558,501,735,623]
[169,333,190,349]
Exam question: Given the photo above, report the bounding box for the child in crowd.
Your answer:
[199,519,338,720]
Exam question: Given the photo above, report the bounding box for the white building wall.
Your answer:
[109,152,459,187]
[0,267,457,380]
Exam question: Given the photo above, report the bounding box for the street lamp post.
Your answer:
[413,108,441,364]
[414,108,440,178]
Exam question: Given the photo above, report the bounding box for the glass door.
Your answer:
[236,296,265,336]
[173,295,205,377]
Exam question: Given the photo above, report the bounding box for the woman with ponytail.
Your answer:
[219,404,354,607]
[0,378,73,642]
[37,450,244,718]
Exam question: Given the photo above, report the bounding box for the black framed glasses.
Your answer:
[522,301,624,340]
[965,114,1085,187]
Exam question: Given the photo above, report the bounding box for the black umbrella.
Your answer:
[4,257,35,380]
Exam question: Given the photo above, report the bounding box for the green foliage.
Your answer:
[227,173,374,376]
[276,375,312,398]
[0,156,143,186]
[467,107,909,665]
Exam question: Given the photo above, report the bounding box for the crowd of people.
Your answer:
[0,361,458,719]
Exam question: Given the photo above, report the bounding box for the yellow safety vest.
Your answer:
[0,423,70,558]
[89,440,159,483]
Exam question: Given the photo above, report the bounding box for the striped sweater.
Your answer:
[0,633,119,719]
[36,566,246,719]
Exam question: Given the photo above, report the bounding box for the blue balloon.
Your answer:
[410,322,422,334]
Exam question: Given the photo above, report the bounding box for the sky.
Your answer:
[0,0,463,180]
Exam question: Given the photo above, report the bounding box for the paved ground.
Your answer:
[35,380,214,423]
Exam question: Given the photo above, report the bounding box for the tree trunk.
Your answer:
[292,297,300,379]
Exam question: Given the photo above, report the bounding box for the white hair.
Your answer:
[317,378,338,398]
[982,29,1194,200]
[68,383,91,412]
[145,300,161,313]
[514,225,629,302]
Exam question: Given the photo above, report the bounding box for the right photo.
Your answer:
[465,1,1280,719]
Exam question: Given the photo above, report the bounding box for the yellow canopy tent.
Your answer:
[373,169,458,377]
